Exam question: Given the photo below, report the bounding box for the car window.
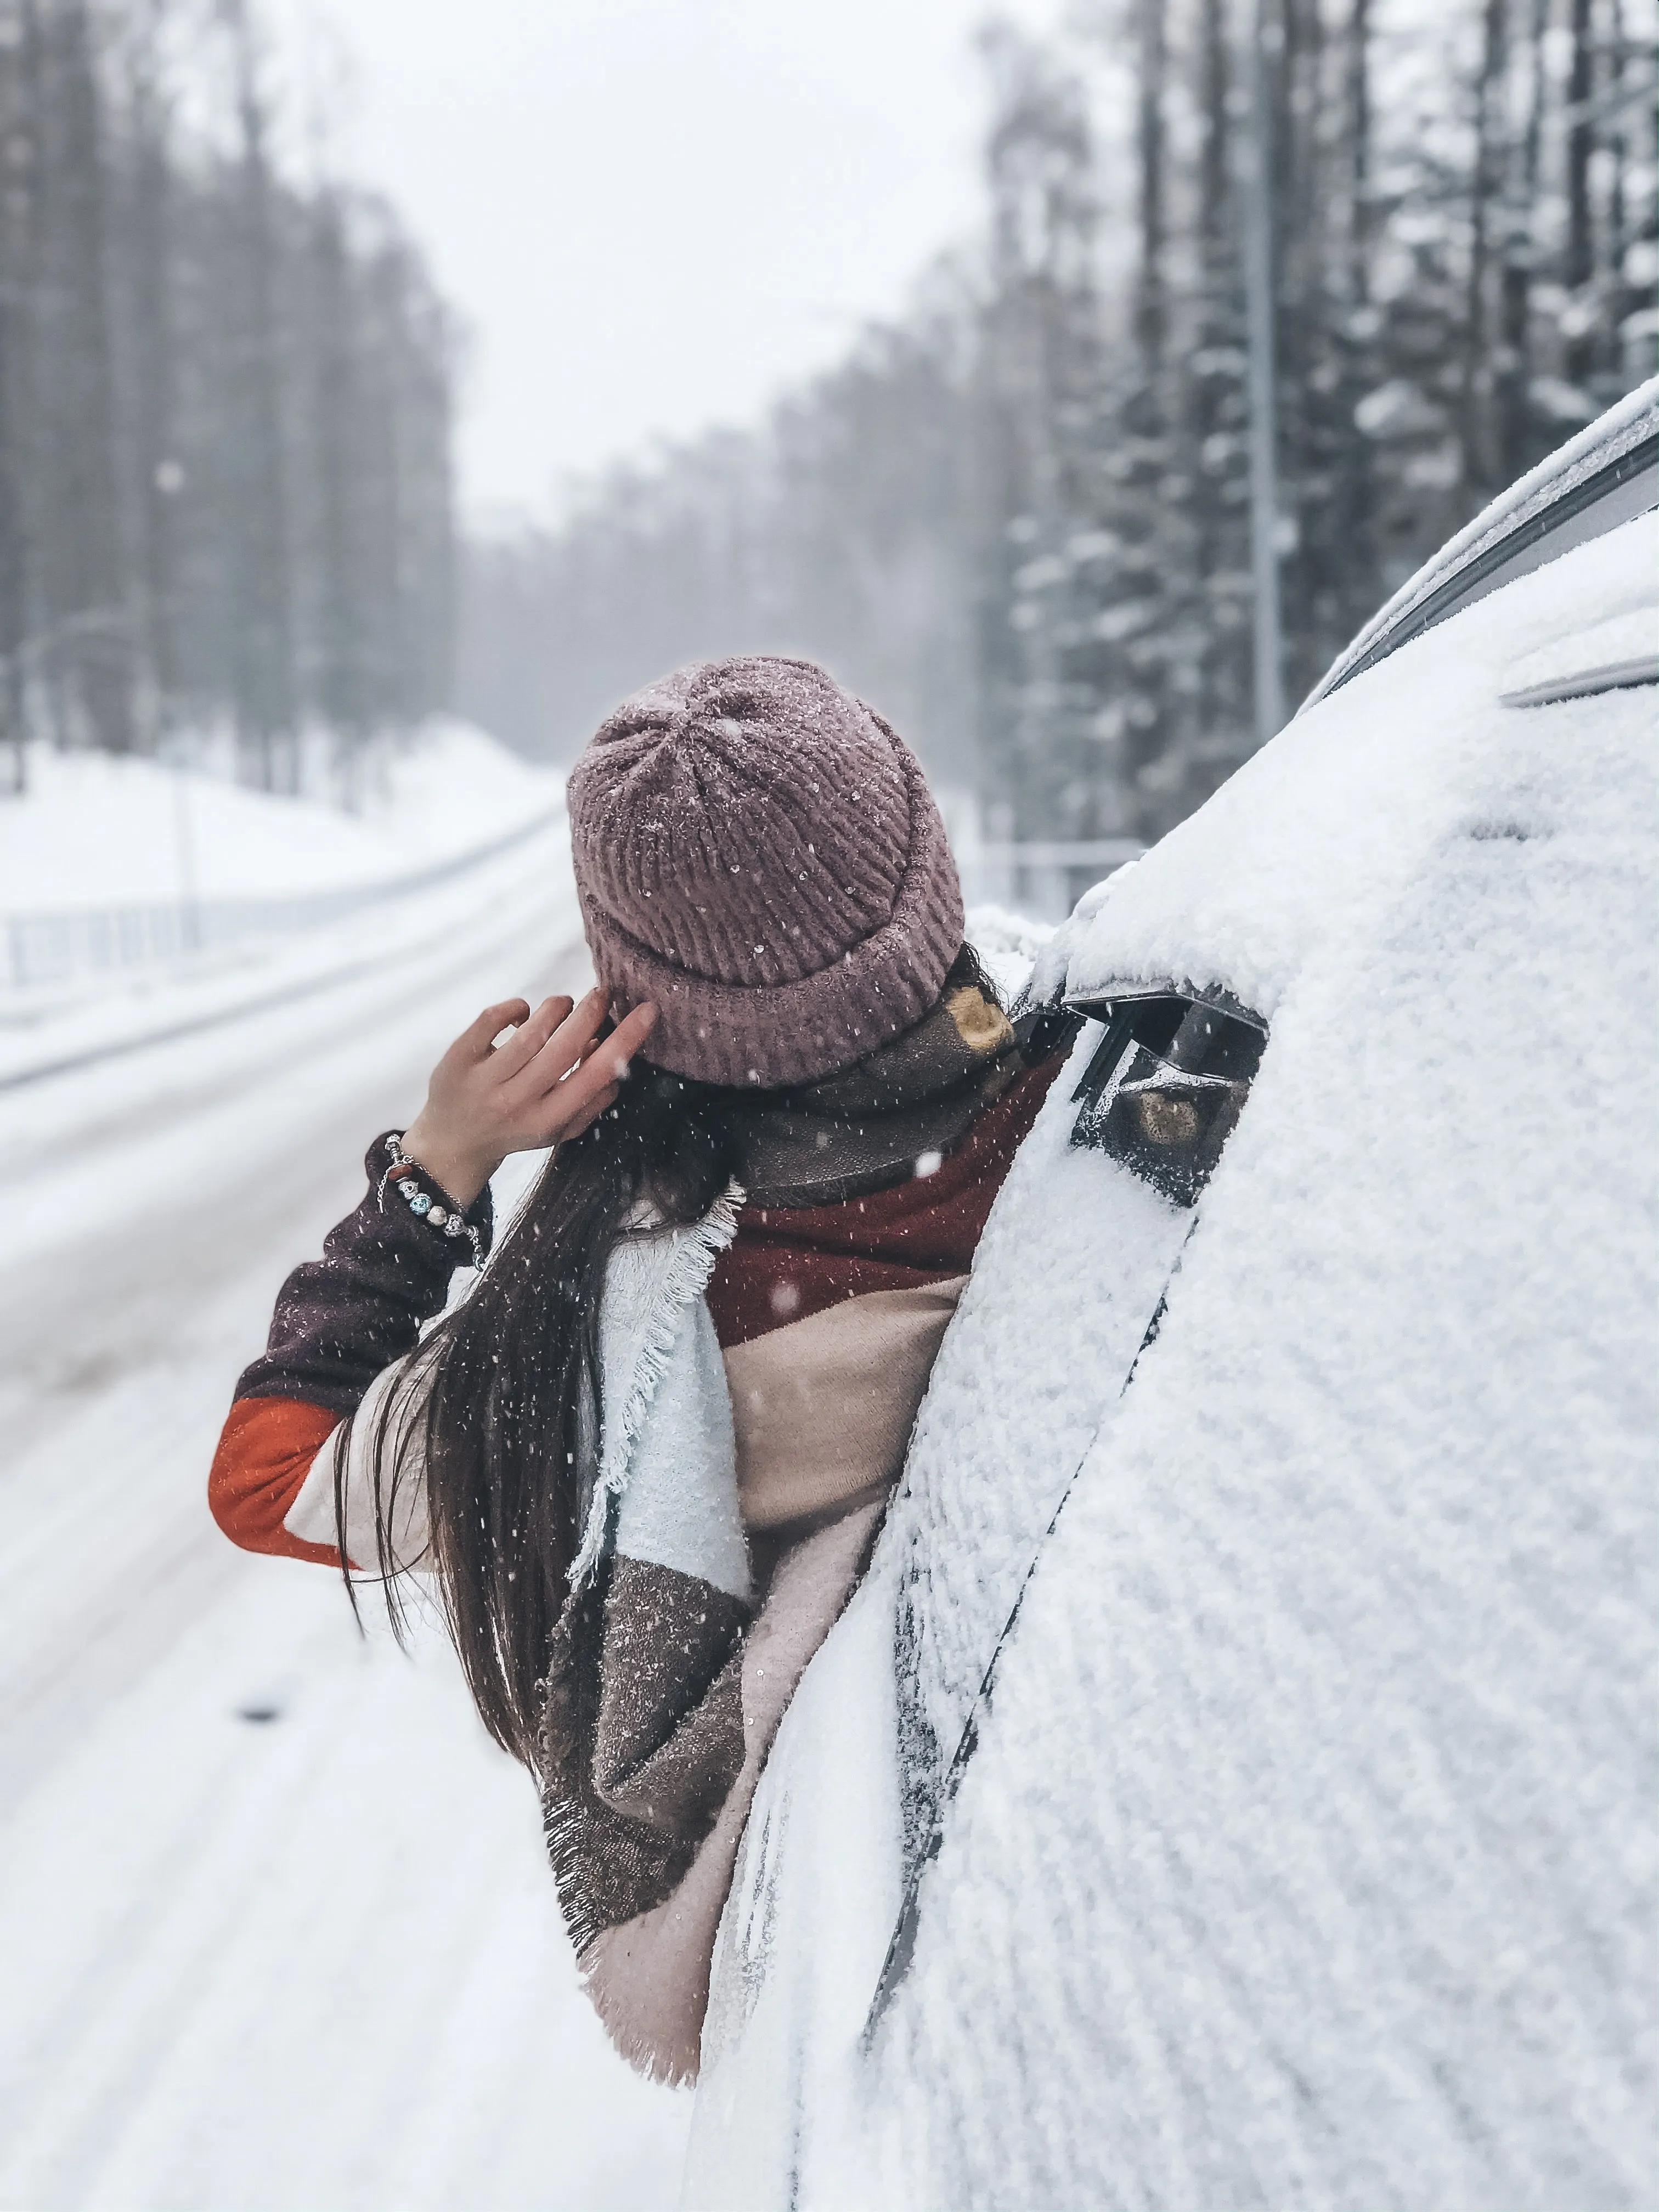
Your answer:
[1306,385,1658,707]
[1068,991,1267,1207]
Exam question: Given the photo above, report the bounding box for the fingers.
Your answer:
[555,999,657,1101]
[595,999,659,1083]
[454,998,531,1063]
[437,988,659,1158]
[559,1082,620,1143]
[490,992,577,1079]
[511,988,621,1100]
[518,1000,659,1147]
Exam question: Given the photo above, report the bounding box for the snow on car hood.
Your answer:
[685,512,1658,2212]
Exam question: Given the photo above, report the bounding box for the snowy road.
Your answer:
[0,830,692,2212]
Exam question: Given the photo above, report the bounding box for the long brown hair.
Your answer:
[339,1060,744,1765]
[342,942,1002,1768]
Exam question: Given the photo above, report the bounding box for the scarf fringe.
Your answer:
[540,1745,611,1954]
[566,1178,744,1593]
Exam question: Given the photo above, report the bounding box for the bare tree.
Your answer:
[0,0,459,801]
[0,0,36,788]
[116,0,183,740]
[36,0,132,752]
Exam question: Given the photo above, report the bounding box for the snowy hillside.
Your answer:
[0,724,569,1090]
[0,721,557,914]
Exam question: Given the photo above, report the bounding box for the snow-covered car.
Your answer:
[681,380,1659,2210]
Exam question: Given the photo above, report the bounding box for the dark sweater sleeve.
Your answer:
[234,1132,495,1417]
[209,1136,495,1567]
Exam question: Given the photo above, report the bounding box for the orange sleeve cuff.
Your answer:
[209,1396,344,1566]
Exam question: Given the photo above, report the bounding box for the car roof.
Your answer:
[1304,376,1658,709]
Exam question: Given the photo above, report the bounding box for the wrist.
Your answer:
[399,1115,498,1210]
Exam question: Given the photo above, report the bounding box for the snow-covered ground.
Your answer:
[0,754,692,2210]
[0,724,567,1091]
[0,720,555,911]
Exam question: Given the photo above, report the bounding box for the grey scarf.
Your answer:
[724,956,1029,1206]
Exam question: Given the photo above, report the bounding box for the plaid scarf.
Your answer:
[535,972,1053,2081]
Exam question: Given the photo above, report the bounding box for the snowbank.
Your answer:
[0,720,558,915]
[0,722,572,1088]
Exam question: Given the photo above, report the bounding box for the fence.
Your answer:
[2,803,565,993]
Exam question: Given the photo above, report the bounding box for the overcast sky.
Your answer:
[267,0,1059,525]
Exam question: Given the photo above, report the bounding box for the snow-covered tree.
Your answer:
[0,0,459,793]
[463,0,1655,839]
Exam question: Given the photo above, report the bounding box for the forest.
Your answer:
[1,0,1652,843]
[0,0,455,795]
[464,0,1657,842]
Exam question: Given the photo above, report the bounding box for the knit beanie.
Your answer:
[566,655,964,1089]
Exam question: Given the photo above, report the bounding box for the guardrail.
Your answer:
[2,801,565,992]
[979,838,1146,869]
[4,811,1142,988]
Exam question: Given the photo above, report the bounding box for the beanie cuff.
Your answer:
[598,904,964,1087]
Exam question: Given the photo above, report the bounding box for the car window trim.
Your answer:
[1500,651,1659,708]
[1314,435,1658,704]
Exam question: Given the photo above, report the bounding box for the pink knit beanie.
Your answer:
[566,656,964,1088]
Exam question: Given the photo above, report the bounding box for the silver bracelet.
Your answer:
[377,1133,486,1269]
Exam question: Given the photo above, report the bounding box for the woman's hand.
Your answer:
[400,989,658,1207]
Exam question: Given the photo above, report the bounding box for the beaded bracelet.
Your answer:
[377,1132,486,1269]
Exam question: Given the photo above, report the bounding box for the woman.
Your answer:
[209,655,1071,2080]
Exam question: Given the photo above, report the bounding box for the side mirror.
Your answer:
[1066,989,1267,1208]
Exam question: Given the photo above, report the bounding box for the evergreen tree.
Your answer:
[0,0,459,795]
[461,0,1656,844]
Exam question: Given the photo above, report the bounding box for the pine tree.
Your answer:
[459,0,1656,849]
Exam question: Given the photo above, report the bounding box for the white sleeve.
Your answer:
[281,1350,434,1576]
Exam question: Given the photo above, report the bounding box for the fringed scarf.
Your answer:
[536,968,1058,2080]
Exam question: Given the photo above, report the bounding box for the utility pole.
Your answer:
[1242,0,1286,742]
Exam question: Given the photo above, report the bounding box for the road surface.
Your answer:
[0,831,693,2212]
